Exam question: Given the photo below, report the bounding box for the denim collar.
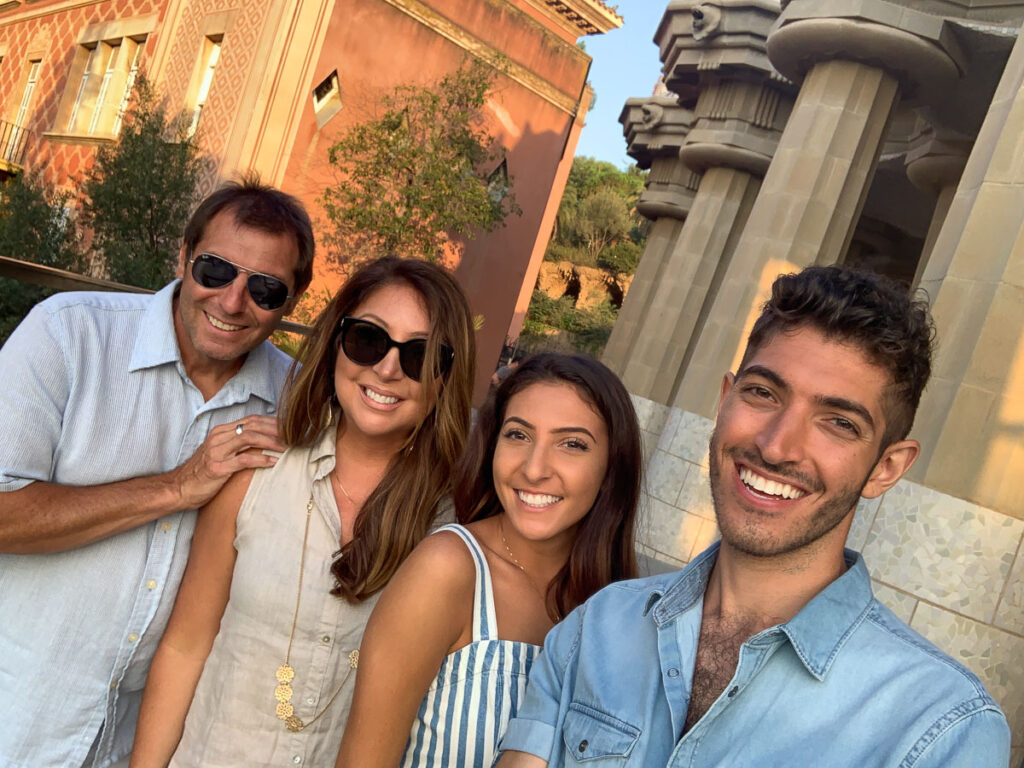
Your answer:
[649,541,874,681]
[129,279,284,406]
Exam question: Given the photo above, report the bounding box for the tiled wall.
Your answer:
[632,394,1024,763]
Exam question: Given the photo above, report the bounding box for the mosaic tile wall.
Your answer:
[632,394,1024,762]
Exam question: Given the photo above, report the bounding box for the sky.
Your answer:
[573,1,667,169]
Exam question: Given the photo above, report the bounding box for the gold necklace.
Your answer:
[331,469,355,504]
[498,516,556,616]
[273,495,359,733]
[499,515,527,573]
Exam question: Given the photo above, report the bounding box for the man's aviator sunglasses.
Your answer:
[338,317,454,382]
[188,252,293,311]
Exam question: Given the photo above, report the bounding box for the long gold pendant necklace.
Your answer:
[273,494,359,733]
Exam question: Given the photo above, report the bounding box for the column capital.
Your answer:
[619,96,693,164]
[767,0,966,105]
[904,119,972,194]
[620,96,700,221]
[657,0,789,102]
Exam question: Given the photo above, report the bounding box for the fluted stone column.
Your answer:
[603,98,699,378]
[905,120,972,287]
[909,25,1024,517]
[674,0,965,417]
[605,0,791,405]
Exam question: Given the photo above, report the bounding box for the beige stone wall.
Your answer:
[631,395,1024,762]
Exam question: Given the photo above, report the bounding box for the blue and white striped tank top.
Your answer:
[400,524,541,768]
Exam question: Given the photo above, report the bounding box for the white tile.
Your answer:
[644,449,688,506]
[862,480,1023,623]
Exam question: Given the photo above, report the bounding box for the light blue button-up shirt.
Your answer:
[500,543,1011,767]
[0,283,293,768]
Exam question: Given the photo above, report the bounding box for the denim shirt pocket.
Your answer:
[561,702,641,764]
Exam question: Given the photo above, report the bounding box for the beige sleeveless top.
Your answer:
[170,425,378,768]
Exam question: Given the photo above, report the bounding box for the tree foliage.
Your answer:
[320,60,520,263]
[0,172,80,343]
[78,75,204,289]
[546,156,647,272]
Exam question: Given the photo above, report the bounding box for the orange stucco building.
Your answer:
[0,0,621,396]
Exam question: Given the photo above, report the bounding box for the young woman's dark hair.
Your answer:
[281,255,476,601]
[453,352,641,620]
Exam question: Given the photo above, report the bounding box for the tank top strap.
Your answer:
[431,524,498,642]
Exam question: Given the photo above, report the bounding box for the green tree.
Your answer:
[320,60,520,263]
[79,75,204,290]
[0,172,80,343]
[545,156,647,274]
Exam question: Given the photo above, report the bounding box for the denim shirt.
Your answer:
[0,283,292,768]
[500,543,1011,767]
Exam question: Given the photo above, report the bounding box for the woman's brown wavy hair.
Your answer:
[453,353,641,621]
[280,256,476,602]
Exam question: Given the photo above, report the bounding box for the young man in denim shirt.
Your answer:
[0,178,314,768]
[498,266,1011,767]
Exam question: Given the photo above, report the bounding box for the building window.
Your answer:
[3,58,38,163]
[187,36,221,137]
[312,69,342,128]
[64,35,146,137]
[488,158,510,204]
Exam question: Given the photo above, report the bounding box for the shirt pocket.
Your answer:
[561,702,641,764]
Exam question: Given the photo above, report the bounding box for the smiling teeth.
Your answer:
[517,491,561,508]
[207,314,244,331]
[739,468,806,500]
[363,387,399,405]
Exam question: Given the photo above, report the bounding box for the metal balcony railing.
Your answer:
[0,119,30,167]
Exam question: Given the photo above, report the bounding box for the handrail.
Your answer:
[0,256,311,335]
[0,119,29,166]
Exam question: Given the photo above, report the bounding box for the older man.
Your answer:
[498,266,1010,768]
[0,177,314,767]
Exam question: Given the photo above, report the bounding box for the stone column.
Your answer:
[904,120,972,287]
[602,97,698,386]
[605,0,791,405]
[909,25,1024,517]
[673,0,965,418]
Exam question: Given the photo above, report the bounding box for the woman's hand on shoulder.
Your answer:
[336,529,477,768]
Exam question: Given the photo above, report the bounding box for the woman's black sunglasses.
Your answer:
[188,252,293,311]
[338,317,454,382]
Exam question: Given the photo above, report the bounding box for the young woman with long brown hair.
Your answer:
[130,256,475,768]
[337,352,642,768]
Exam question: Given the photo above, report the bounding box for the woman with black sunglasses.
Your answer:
[130,256,476,768]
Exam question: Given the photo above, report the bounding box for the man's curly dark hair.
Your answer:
[741,265,936,447]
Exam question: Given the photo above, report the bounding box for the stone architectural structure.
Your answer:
[608,0,1024,758]
[0,0,621,396]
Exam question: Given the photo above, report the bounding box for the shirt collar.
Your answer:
[129,281,181,372]
[309,419,340,480]
[650,542,874,681]
[129,279,287,406]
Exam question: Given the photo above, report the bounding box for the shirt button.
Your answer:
[161,522,171,532]
[667,667,680,678]
[727,686,739,697]
[321,635,331,644]
[127,633,139,643]
[578,740,588,753]
[292,757,302,764]
[146,579,157,590]
[306,696,315,705]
